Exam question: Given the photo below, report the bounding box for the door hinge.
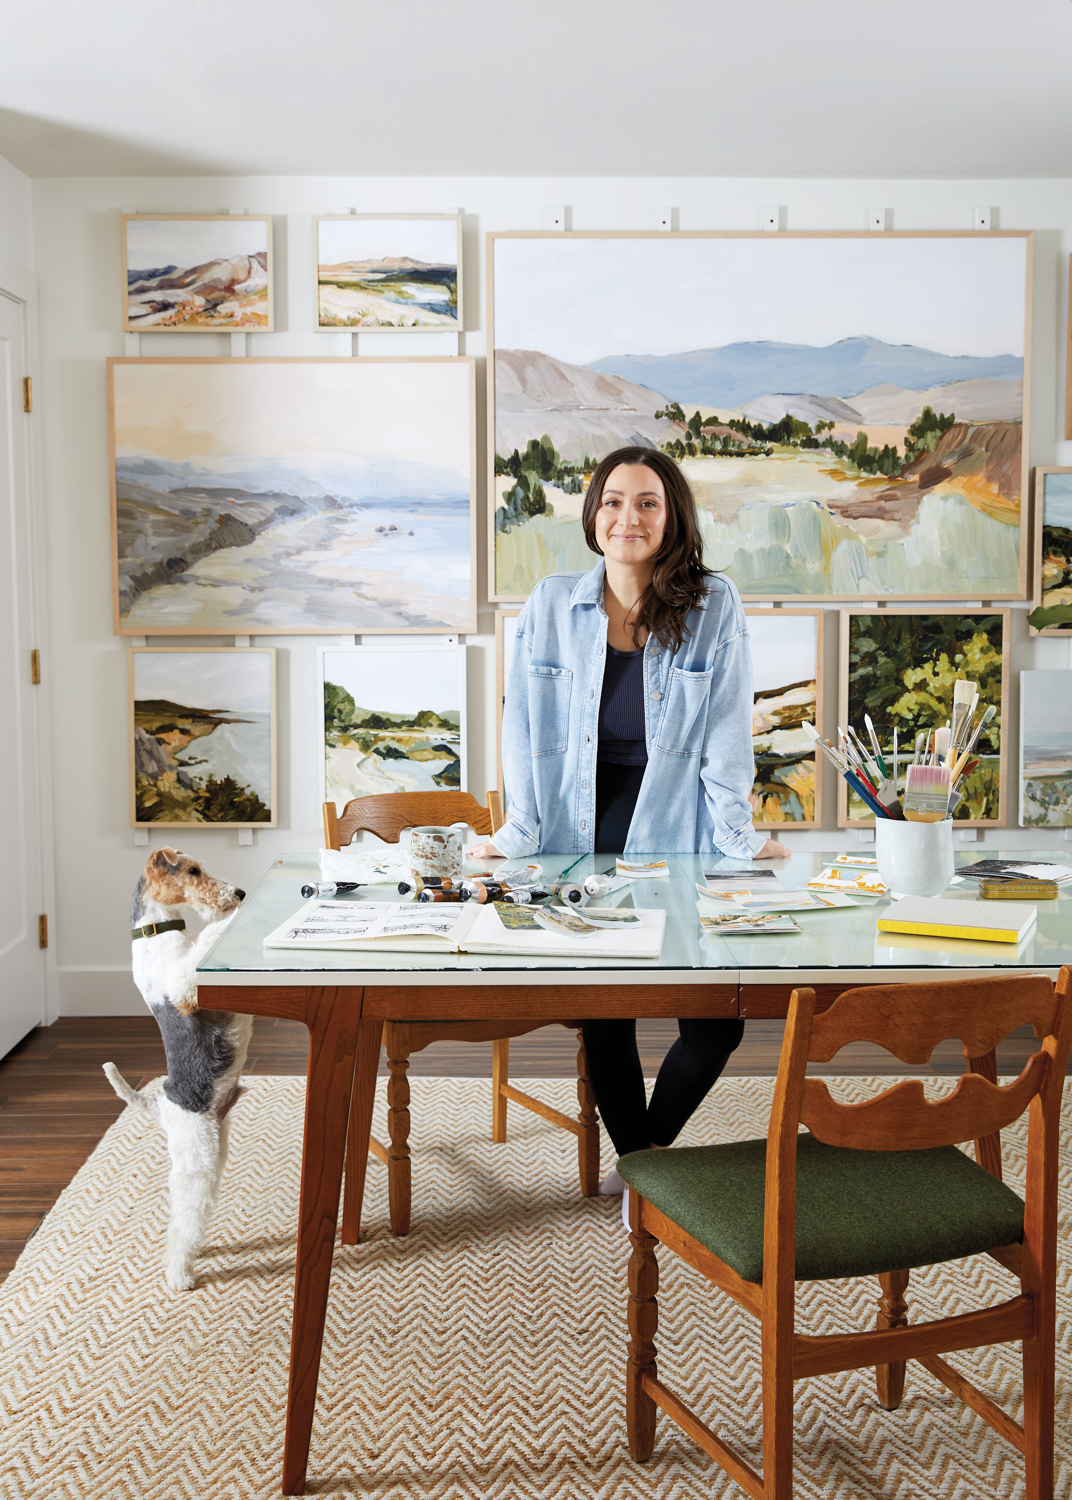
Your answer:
[39,915,48,949]
[23,376,32,413]
[30,649,40,684]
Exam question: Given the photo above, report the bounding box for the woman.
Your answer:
[470,446,789,1188]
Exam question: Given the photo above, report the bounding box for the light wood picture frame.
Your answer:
[486,230,1032,605]
[130,647,277,827]
[1029,466,1072,636]
[1019,669,1072,828]
[494,609,522,801]
[1065,254,1072,441]
[836,607,1011,828]
[120,214,273,332]
[314,214,462,331]
[745,608,824,829]
[319,644,467,812]
[109,356,478,636]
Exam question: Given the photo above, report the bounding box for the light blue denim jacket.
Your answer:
[496,560,765,860]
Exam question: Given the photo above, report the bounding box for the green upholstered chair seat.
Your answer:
[617,1135,1025,1284]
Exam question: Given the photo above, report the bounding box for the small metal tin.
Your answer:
[980,878,1058,901]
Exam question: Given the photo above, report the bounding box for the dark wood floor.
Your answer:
[0,1014,1049,1282]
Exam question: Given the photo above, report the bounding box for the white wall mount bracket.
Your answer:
[761,205,784,232]
[542,205,568,231]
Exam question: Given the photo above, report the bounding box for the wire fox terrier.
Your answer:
[104,847,247,1291]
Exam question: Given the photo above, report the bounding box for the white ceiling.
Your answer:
[2,0,1071,180]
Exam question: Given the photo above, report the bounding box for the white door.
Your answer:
[0,290,46,1057]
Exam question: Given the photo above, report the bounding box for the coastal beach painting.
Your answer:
[320,647,466,810]
[746,610,823,827]
[495,610,521,799]
[315,215,461,330]
[1030,468,1072,635]
[838,608,1010,827]
[1020,670,1072,827]
[121,215,273,331]
[488,232,1031,602]
[109,357,476,634]
[130,649,276,826]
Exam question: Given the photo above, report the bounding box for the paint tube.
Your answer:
[549,880,584,905]
[301,881,362,898]
[416,888,465,903]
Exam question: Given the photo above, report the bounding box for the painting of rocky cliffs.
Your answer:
[121,215,273,331]
[130,649,276,826]
[109,357,476,634]
[316,215,461,330]
[488,233,1030,601]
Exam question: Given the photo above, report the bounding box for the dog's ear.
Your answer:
[151,847,180,873]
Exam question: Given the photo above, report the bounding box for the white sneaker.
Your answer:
[598,1167,625,1196]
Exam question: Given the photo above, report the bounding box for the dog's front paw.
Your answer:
[164,1260,196,1292]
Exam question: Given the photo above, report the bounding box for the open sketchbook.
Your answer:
[263,900,666,960]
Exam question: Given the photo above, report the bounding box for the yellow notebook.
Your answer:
[876,896,1037,945]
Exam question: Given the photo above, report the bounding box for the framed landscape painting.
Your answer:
[488,231,1031,603]
[130,648,276,827]
[1030,467,1072,635]
[745,609,823,828]
[315,214,462,330]
[495,609,521,799]
[1019,670,1072,827]
[837,607,1010,828]
[121,215,273,332]
[320,646,466,810]
[109,357,477,635]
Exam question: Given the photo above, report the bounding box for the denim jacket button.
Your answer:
[652,690,662,701]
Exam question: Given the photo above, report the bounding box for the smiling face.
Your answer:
[592,463,668,568]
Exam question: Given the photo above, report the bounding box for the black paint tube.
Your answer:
[301,881,363,898]
[417,888,465,903]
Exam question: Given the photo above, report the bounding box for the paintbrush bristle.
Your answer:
[953,678,977,704]
[905,765,951,791]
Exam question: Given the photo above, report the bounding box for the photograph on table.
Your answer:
[130,648,276,827]
[319,646,466,810]
[745,609,823,828]
[1019,670,1072,827]
[487,231,1030,602]
[315,215,461,330]
[838,607,1010,827]
[494,609,521,801]
[109,357,477,635]
[121,214,273,332]
[1030,467,1072,635]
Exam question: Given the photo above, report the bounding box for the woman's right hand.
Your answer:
[467,841,504,861]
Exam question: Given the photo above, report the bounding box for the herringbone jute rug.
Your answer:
[1,1075,1069,1499]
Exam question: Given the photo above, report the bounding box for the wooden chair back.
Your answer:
[323,790,503,850]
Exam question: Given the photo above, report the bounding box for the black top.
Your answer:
[597,644,648,766]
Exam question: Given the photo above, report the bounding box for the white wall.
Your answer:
[29,175,1072,1014]
[0,151,33,271]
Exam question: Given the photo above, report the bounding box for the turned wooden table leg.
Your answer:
[281,988,367,1495]
[875,1268,910,1410]
[627,1191,659,1461]
[576,1031,600,1196]
[385,1022,412,1237]
[491,1037,509,1143]
[964,1045,1003,1179]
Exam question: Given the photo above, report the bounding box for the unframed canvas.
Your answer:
[837,607,1010,828]
[121,215,273,332]
[320,647,466,811]
[1019,670,1072,828]
[746,609,823,828]
[1030,467,1072,636]
[130,648,277,827]
[109,357,477,635]
[315,215,462,331]
[487,231,1031,604]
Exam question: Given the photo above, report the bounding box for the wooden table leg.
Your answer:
[280,988,366,1496]
[964,1046,1002,1179]
[576,1031,600,1196]
[342,1016,383,1248]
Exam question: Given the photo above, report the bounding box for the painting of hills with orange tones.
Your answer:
[121,215,273,331]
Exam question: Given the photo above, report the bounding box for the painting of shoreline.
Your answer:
[121,215,272,331]
[1031,468,1072,634]
[316,216,460,330]
[839,609,1009,827]
[320,648,465,809]
[747,610,822,827]
[489,234,1030,601]
[1020,670,1072,826]
[110,358,476,634]
[130,649,276,826]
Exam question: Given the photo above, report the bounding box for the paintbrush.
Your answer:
[950,704,997,781]
[863,714,889,779]
[803,724,890,818]
[933,726,951,767]
[948,678,977,761]
[903,764,951,822]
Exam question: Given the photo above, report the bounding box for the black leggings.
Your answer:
[583,759,744,1157]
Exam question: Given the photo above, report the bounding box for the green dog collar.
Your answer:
[131,919,187,941]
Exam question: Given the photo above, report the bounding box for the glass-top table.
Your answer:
[199,849,1072,986]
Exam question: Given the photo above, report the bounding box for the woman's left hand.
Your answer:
[754,838,792,859]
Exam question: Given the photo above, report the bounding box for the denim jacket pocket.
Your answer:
[528,665,572,756]
[653,666,714,758]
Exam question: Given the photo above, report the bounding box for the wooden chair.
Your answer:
[324,790,601,1237]
[620,968,1072,1499]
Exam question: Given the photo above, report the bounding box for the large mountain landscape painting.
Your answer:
[110,358,476,634]
[489,233,1030,601]
[122,215,273,331]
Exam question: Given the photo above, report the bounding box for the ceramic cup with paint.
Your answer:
[409,826,463,880]
[875,818,955,899]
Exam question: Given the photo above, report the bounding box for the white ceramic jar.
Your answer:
[874,818,955,899]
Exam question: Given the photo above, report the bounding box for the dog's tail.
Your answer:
[103,1062,159,1116]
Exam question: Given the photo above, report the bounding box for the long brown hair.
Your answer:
[581,446,712,653]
